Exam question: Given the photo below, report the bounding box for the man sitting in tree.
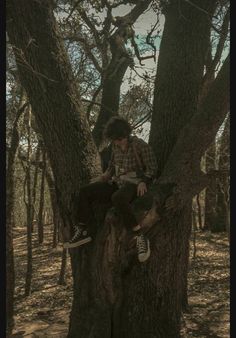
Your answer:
[64,116,158,262]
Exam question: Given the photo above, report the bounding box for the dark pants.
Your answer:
[74,181,138,230]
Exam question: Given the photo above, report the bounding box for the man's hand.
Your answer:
[90,176,102,183]
[137,182,147,196]
[165,195,179,212]
[90,174,109,183]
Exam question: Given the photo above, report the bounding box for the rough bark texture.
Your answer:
[24,108,33,297]
[7,0,101,220]
[149,0,217,176]
[38,146,46,244]
[67,195,192,338]
[31,143,41,231]
[45,167,61,247]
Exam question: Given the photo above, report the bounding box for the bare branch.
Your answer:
[86,84,103,120]
[64,34,102,73]
[65,0,85,23]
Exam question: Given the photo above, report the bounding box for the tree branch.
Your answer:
[159,55,229,193]
[199,7,229,104]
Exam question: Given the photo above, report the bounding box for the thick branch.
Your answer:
[159,55,229,195]
[199,7,229,103]
[123,0,152,24]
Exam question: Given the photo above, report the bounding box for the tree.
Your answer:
[215,114,230,234]
[58,0,156,147]
[205,142,217,230]
[7,0,229,337]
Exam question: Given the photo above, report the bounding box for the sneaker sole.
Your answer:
[63,237,92,249]
[138,240,150,263]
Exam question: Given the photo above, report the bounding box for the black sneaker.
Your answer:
[136,233,150,262]
[63,225,92,249]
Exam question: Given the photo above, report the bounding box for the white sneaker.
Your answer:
[63,225,92,249]
[136,234,150,262]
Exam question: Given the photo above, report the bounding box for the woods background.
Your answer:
[6,1,230,337]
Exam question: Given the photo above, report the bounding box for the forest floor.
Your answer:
[11,225,230,338]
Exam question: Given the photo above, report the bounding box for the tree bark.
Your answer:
[38,144,46,244]
[205,143,217,230]
[149,0,217,176]
[31,142,41,232]
[45,166,61,247]
[7,0,101,222]
[24,107,33,297]
[58,248,67,285]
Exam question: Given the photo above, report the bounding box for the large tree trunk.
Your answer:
[149,0,217,176]
[67,195,192,338]
[7,0,101,221]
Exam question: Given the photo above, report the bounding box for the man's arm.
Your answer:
[138,141,158,184]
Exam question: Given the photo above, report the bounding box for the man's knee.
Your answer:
[111,190,123,207]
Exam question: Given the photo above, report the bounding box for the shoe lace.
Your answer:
[137,234,147,254]
[70,225,83,241]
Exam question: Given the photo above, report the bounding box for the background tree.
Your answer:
[7,0,229,337]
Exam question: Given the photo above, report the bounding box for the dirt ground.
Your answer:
[11,226,230,338]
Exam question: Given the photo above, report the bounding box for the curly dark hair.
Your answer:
[103,116,132,140]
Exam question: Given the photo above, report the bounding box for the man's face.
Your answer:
[113,137,128,148]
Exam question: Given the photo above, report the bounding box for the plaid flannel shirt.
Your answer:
[105,136,157,185]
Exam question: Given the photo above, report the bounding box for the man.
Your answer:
[64,116,158,262]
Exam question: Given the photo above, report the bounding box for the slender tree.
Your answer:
[37,142,46,244]
[205,143,217,230]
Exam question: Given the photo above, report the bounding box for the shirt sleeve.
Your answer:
[103,146,115,178]
[139,140,158,183]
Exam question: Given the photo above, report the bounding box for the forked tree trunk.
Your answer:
[68,196,192,338]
